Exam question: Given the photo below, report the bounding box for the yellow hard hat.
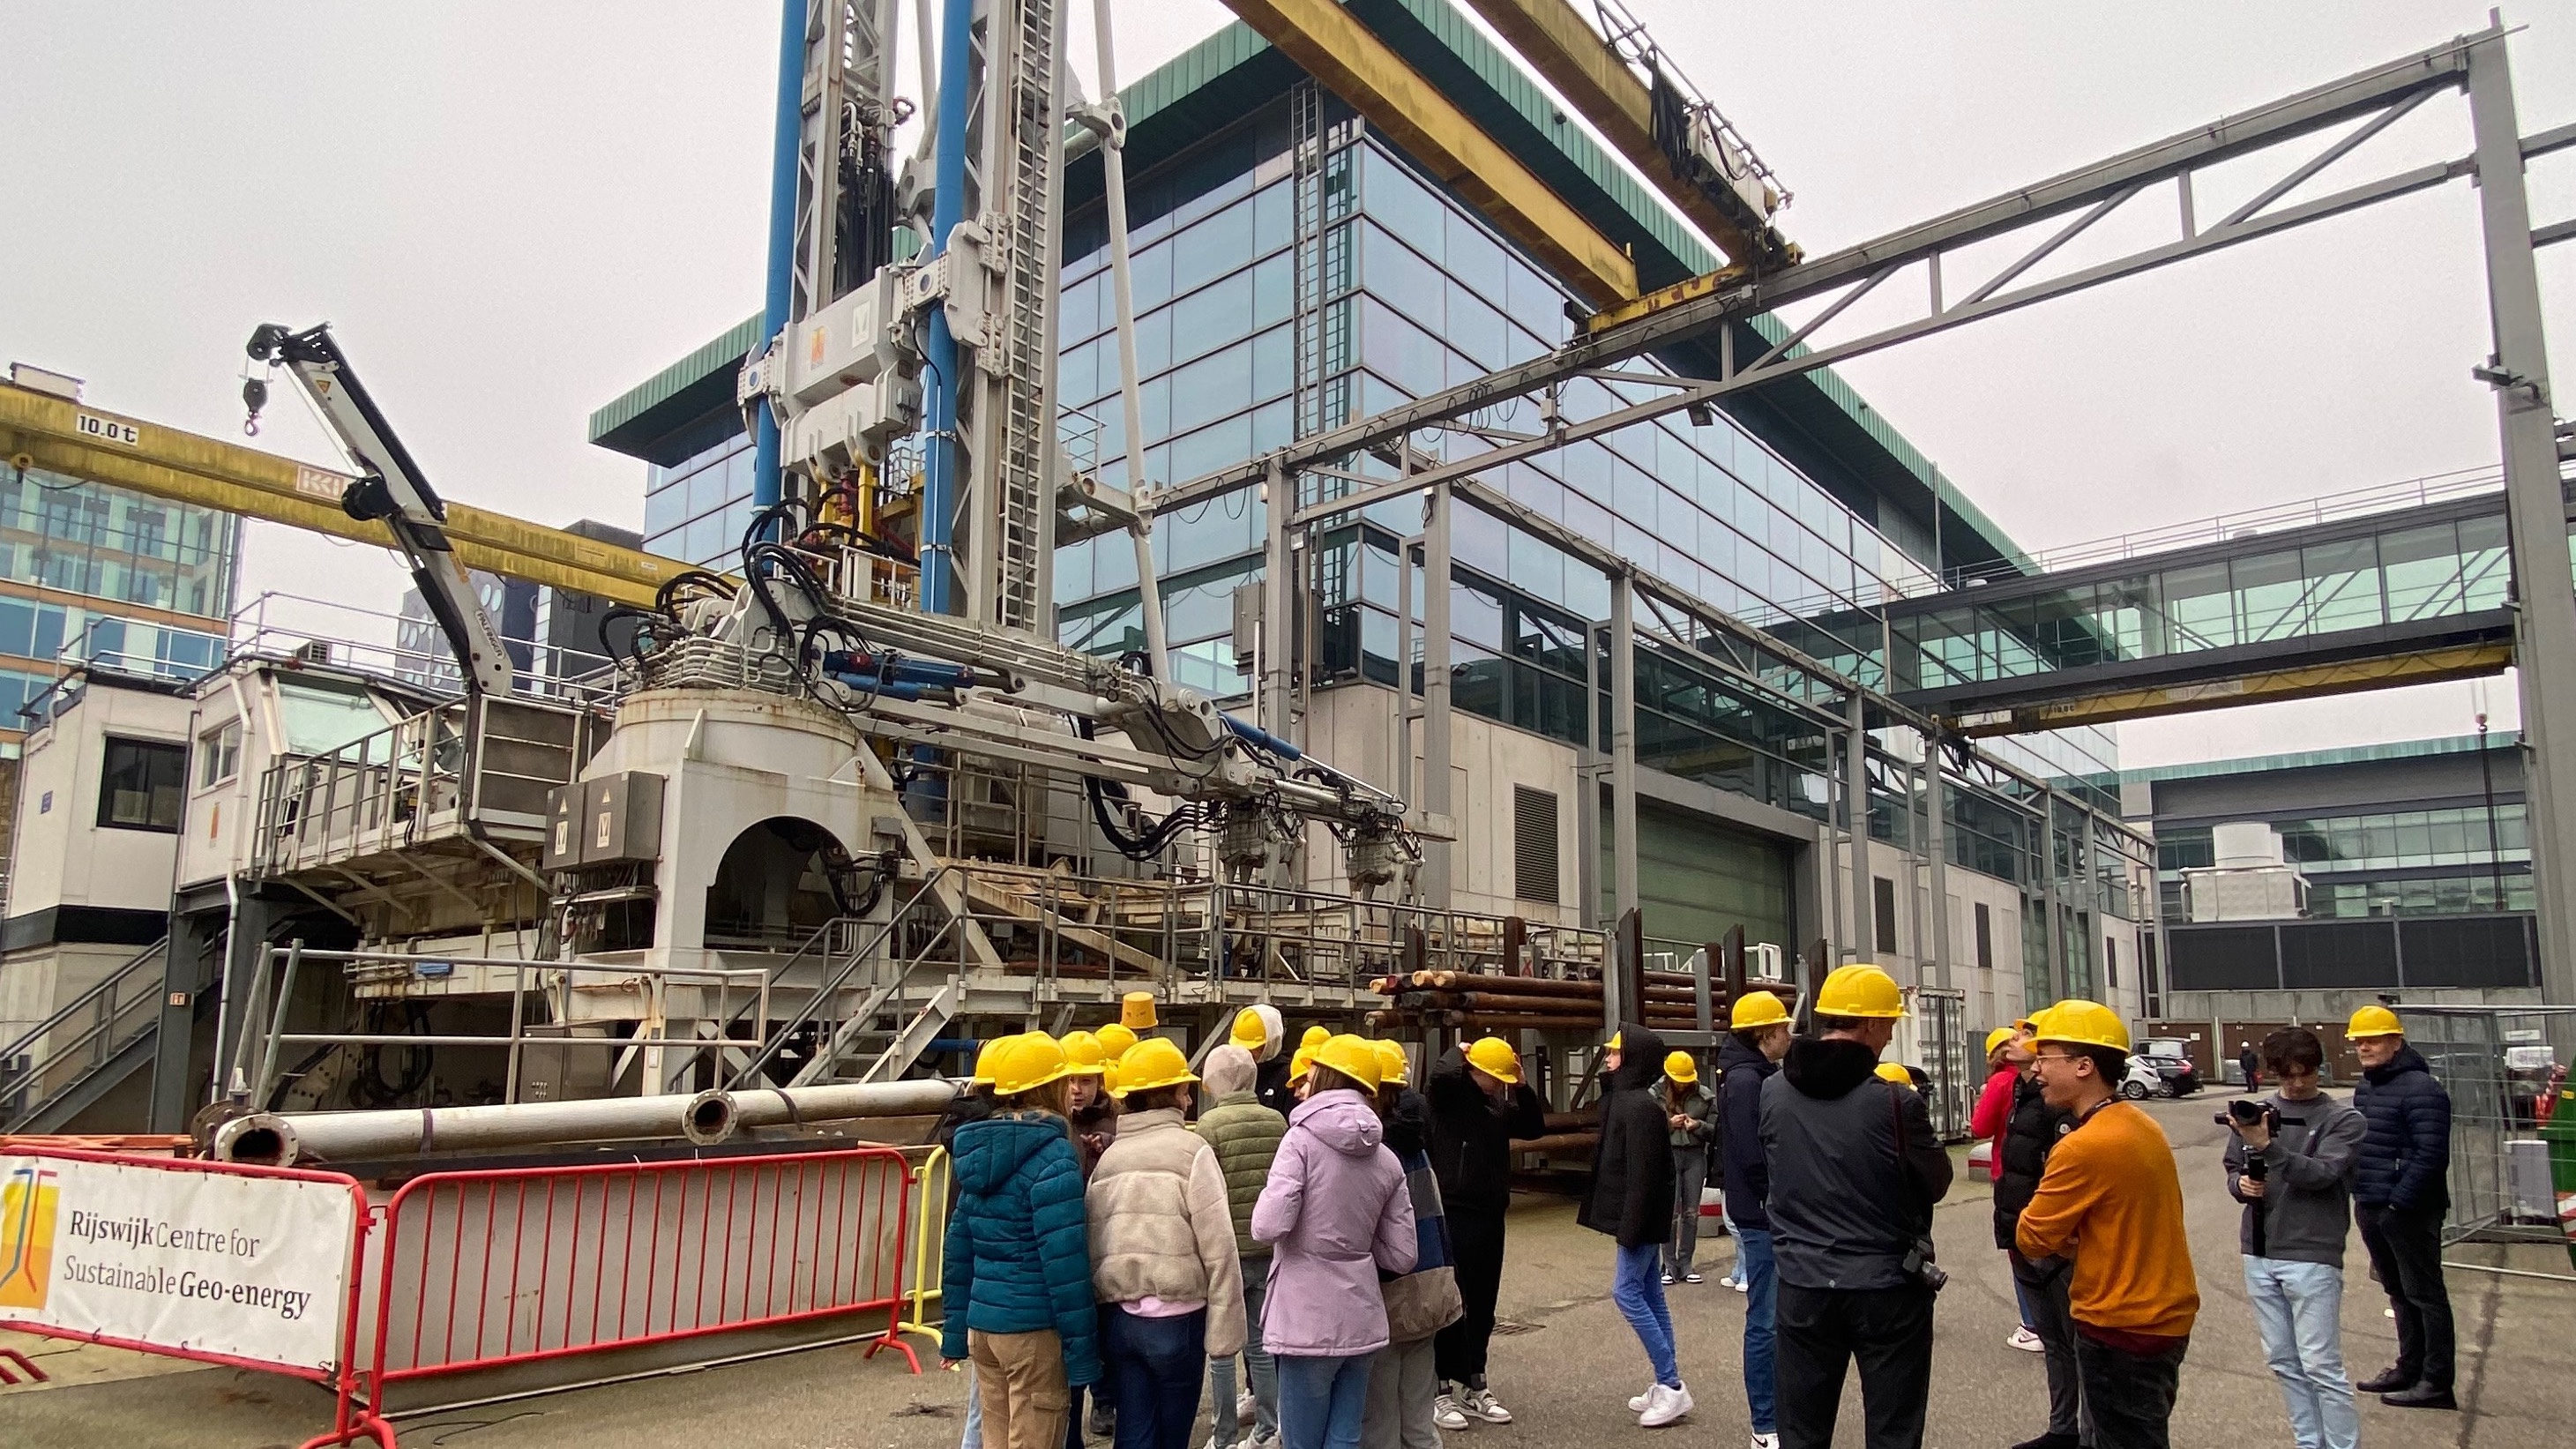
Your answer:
[969,1034,1017,1085]
[1983,1027,2017,1059]
[1121,991,1159,1031]
[1114,1037,1198,1097]
[1606,1030,1623,1052]
[1300,1023,1331,1052]
[2033,998,2128,1054]
[1231,1007,1269,1051]
[1375,1039,1411,1087]
[1289,1045,1317,1082]
[1313,1033,1383,1093]
[1096,1022,1139,1058]
[1876,1061,1914,1086]
[1465,1036,1522,1085]
[989,1033,1073,1097]
[1730,991,1790,1029]
[1817,963,1906,1019]
[1101,1058,1122,1096]
[1061,1029,1109,1077]
[2347,1005,2405,1040]
[1664,1050,1698,1085]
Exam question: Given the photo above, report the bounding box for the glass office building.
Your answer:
[591,5,2140,1009]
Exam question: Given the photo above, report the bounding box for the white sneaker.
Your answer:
[1236,1393,1258,1427]
[2007,1326,2043,1353]
[1751,1435,1780,1449]
[1639,1382,1693,1428]
[1627,1386,1656,1412]
[1432,1393,1472,1431]
[1730,1275,1748,1295]
[1463,1387,1513,1424]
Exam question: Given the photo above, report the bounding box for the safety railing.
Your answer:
[2383,1003,2576,1253]
[0,937,170,1132]
[243,945,770,1107]
[895,1146,951,1350]
[252,694,591,878]
[360,1143,920,1415]
[3,1141,926,1447]
[0,1145,383,1449]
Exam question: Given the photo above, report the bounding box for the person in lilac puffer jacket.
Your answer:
[1252,1036,1418,1449]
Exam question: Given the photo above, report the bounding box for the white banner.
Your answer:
[0,1155,356,1372]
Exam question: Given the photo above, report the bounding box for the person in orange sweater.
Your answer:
[2015,1001,2199,1449]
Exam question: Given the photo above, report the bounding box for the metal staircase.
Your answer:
[0,937,169,1133]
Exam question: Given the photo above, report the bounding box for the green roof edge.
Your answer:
[587,311,764,446]
[2121,731,2522,790]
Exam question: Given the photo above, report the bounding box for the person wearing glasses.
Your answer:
[2223,1027,2365,1449]
[2014,1002,2199,1449]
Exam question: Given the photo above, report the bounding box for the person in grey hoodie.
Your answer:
[2221,1027,2365,1449]
[1253,1042,1418,1449]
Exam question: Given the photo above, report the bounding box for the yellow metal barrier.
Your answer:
[898,1146,952,1348]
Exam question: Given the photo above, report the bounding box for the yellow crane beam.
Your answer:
[1459,0,1788,270]
[1219,0,1639,308]
[1945,642,2516,737]
[0,385,673,609]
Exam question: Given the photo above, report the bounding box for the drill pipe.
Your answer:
[213,1078,959,1166]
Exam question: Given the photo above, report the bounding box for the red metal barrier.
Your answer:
[0,1147,384,1449]
[356,1144,917,1423]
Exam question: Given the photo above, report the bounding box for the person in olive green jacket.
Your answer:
[1199,1043,1288,1449]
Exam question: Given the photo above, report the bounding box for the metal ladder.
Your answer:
[985,0,1062,634]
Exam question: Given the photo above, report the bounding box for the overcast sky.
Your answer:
[4,1,2571,770]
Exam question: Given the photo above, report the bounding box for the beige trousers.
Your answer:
[970,1327,1071,1449]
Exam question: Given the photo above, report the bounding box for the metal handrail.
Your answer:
[716,861,958,1087]
[0,936,170,1130]
[725,870,961,1090]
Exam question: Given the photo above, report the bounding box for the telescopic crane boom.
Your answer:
[243,321,514,697]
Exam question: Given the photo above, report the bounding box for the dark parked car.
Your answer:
[2138,1051,2201,1097]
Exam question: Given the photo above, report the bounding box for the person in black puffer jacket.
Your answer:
[1425,1037,1548,1428]
[1580,1025,1689,1425]
[1995,1060,2084,1449]
[1759,966,1951,1449]
[2347,1010,2455,1409]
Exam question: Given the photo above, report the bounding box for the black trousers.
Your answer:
[1435,1209,1507,1385]
[2356,1201,2456,1390]
[2072,1330,2187,1449]
[2011,1251,2089,1443]
[1773,1281,1936,1449]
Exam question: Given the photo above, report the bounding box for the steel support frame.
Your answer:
[2466,34,2576,1011]
[1152,26,2491,518]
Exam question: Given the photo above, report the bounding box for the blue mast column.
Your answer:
[753,0,804,532]
[918,0,976,616]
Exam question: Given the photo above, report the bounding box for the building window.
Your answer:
[100,736,185,831]
[1975,901,1994,972]
[198,720,241,789]
[1512,786,1559,905]
[2106,937,2119,990]
[1873,876,1898,954]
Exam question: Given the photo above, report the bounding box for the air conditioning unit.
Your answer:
[294,639,332,667]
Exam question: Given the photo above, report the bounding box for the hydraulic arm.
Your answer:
[243,322,514,697]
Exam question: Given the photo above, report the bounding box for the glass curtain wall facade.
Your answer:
[0,464,236,732]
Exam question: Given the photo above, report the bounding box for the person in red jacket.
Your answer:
[1971,1023,2051,1359]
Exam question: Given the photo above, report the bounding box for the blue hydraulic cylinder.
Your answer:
[752,0,804,534]
[918,0,976,616]
[1221,713,1303,761]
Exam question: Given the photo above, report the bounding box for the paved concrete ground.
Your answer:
[6,1098,2571,1447]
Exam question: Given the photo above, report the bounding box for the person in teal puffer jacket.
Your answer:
[944,1034,1103,1449]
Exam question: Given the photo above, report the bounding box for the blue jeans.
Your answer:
[1209,1258,1278,1447]
[2244,1256,2357,1449]
[1275,1352,1378,1449]
[1736,1227,1778,1435]
[962,1361,984,1449]
[1104,1307,1207,1449]
[1612,1240,1680,1388]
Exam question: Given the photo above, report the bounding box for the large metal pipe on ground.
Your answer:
[213,1079,959,1166]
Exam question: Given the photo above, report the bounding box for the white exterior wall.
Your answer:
[6,683,193,919]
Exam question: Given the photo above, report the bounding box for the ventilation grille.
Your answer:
[1513,786,1559,905]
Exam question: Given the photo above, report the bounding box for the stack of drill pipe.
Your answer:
[1367,969,1797,1034]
